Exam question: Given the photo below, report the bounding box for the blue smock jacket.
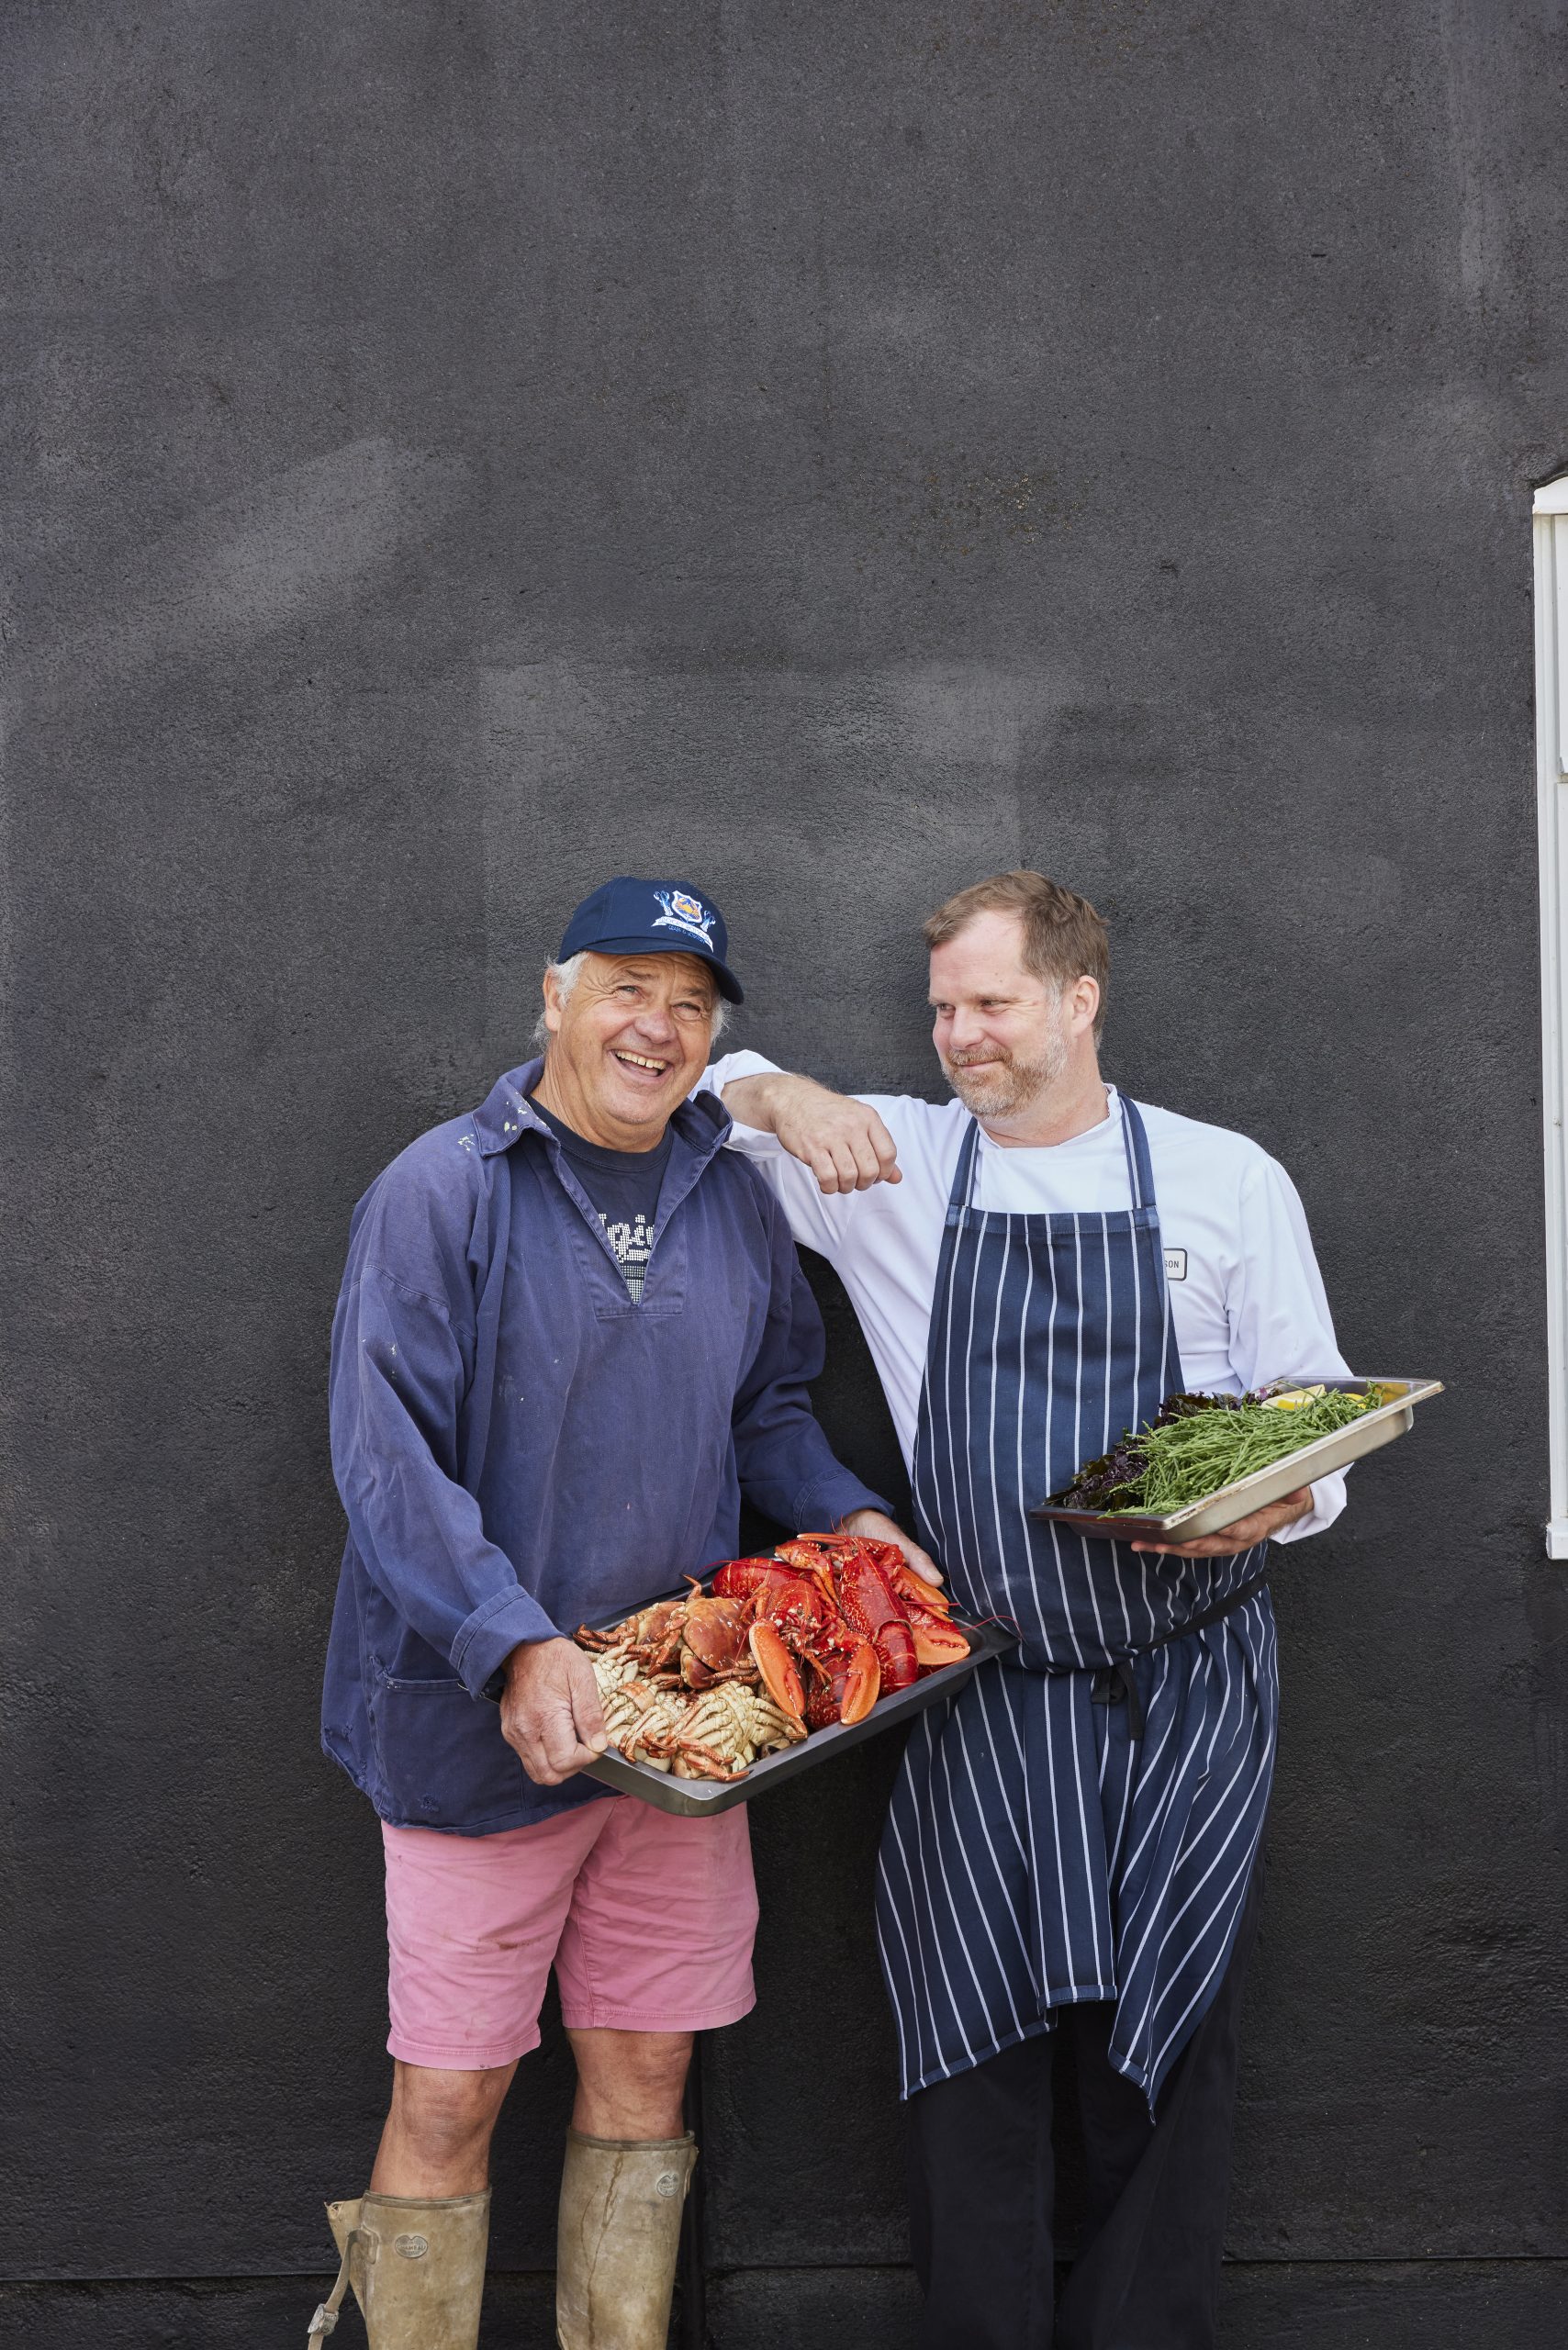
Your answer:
[321,1059,886,1834]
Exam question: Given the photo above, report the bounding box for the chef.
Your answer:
[310,877,917,2350]
[708,868,1350,2350]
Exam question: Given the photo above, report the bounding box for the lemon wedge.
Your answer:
[1264,1383,1328,1411]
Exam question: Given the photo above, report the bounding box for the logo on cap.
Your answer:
[652,888,715,950]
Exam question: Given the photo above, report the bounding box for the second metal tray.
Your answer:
[577,1586,1018,1817]
[1030,1375,1443,1544]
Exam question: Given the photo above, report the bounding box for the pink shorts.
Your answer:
[382,1796,758,2070]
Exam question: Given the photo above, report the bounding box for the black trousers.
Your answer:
[907,1863,1263,2350]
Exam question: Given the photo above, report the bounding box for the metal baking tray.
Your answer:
[1030,1375,1444,1545]
[577,1587,1019,1818]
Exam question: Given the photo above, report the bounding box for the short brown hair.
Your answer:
[923,870,1109,1040]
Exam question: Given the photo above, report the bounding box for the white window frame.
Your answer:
[1535,471,1568,1557]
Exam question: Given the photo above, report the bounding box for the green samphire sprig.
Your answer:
[1123,1386,1372,1516]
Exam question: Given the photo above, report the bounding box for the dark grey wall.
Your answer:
[5,3,1567,2342]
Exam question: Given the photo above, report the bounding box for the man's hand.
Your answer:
[838,1505,944,1587]
[722,1071,901,1195]
[1130,1487,1312,1559]
[499,1638,610,1785]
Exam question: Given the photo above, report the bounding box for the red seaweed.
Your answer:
[1049,1391,1244,1511]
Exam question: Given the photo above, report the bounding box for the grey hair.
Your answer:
[533,951,729,1046]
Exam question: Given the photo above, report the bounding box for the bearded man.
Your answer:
[310,876,923,2350]
[707,869,1350,2350]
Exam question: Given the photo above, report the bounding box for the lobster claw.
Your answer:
[748,1620,806,1729]
[886,1559,955,1615]
[834,1637,881,1727]
[908,1615,971,1667]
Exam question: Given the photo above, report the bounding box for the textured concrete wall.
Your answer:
[4,2,1567,2342]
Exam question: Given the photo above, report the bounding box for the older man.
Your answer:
[309,877,919,2350]
[709,869,1350,2350]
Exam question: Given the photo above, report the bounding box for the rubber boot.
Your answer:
[306,2188,490,2345]
[555,2129,697,2350]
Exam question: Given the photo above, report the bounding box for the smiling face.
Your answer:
[533,950,719,1149]
[928,909,1100,1124]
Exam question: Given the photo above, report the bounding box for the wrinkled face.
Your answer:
[928,910,1087,1119]
[542,951,718,1138]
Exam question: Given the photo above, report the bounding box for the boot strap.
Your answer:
[306,2231,355,2340]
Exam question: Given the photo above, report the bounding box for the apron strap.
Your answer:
[1118,1099,1171,1348]
[1087,1564,1272,1739]
[945,1118,982,1227]
[1119,1093,1159,1219]
[913,1118,982,1544]
[1118,1091,1144,1208]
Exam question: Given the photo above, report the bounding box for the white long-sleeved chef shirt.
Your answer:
[706,1053,1350,1542]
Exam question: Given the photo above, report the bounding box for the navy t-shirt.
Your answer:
[530,1100,674,1303]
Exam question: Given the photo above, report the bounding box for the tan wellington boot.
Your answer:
[555,2129,697,2350]
[306,2188,490,2345]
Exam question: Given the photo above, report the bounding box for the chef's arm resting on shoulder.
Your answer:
[330,1254,606,1783]
[716,1051,902,1194]
[731,1187,940,1586]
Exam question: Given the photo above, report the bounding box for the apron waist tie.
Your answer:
[1086,1565,1271,1740]
[1091,1655,1148,1737]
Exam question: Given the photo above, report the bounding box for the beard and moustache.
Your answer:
[941,1010,1071,1119]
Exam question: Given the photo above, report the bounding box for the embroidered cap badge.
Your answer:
[652,888,716,949]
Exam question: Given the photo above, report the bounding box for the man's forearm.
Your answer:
[721,1070,902,1193]
[721,1069,801,1132]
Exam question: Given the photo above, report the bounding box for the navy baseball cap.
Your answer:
[557,877,745,1003]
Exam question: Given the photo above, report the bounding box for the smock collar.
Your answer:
[470,1057,731,1165]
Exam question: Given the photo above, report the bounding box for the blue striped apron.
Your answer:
[875,1097,1278,2106]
